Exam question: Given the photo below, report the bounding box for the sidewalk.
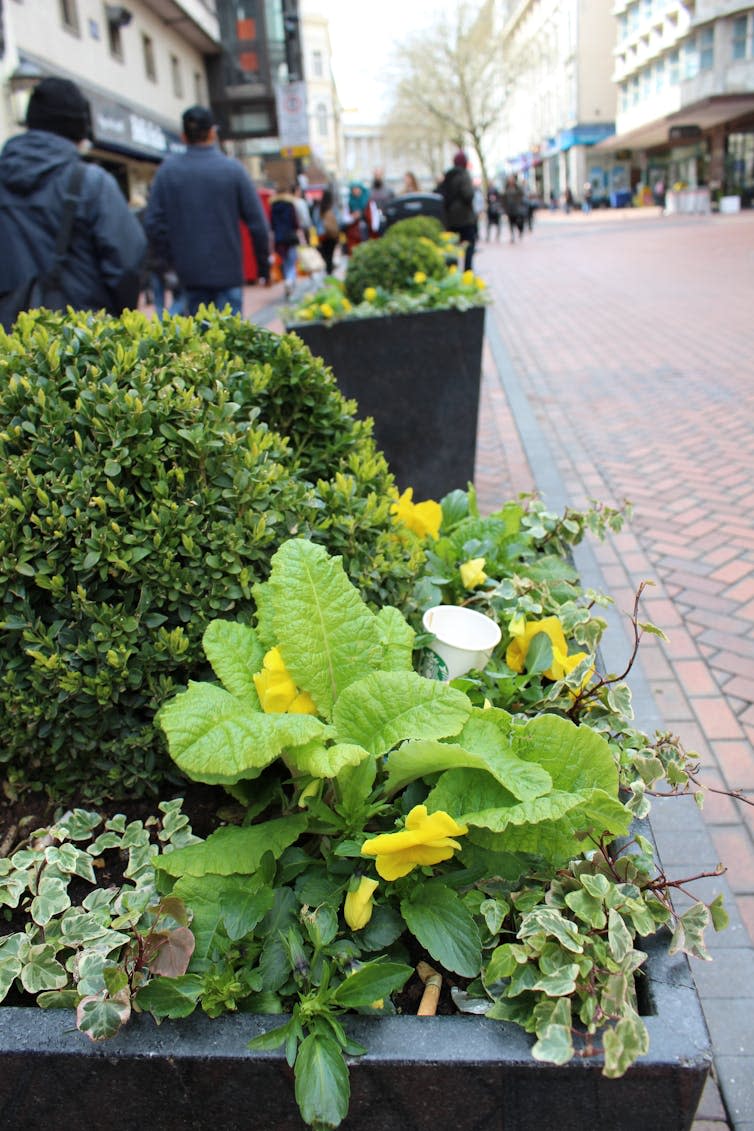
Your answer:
[475,208,754,1131]
[243,212,754,1128]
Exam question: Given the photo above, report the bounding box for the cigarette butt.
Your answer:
[416,961,443,1016]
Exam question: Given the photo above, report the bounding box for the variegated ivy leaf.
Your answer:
[158,680,325,784]
[77,994,131,1041]
[202,619,265,703]
[19,944,68,994]
[30,876,71,926]
[332,671,471,757]
[603,1013,650,1078]
[258,539,384,719]
[0,956,22,1002]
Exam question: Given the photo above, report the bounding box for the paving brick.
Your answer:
[712,742,754,792]
[676,660,722,697]
[709,827,754,896]
[692,697,746,741]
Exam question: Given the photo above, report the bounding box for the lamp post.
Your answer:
[7,58,45,126]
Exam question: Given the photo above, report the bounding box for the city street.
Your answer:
[249,206,754,1129]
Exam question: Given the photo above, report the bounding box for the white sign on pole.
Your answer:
[275,81,310,155]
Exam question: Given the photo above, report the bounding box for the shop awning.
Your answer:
[594,93,754,153]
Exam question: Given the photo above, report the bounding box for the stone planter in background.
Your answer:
[289,307,485,501]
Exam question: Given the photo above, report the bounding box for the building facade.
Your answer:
[498,0,618,203]
[0,0,221,202]
[298,0,341,183]
[597,1,754,204]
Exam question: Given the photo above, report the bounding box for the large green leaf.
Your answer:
[385,726,551,800]
[333,671,470,756]
[427,768,582,832]
[294,1033,350,1130]
[202,619,264,701]
[155,816,308,880]
[401,883,482,977]
[513,715,618,798]
[158,681,325,784]
[374,606,415,671]
[171,874,274,960]
[263,539,384,718]
[330,961,413,1008]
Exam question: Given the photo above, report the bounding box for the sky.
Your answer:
[311,0,456,123]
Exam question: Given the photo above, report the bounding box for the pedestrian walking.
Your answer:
[486,184,503,241]
[0,76,146,328]
[582,182,593,214]
[144,104,270,317]
[564,186,574,213]
[438,150,477,271]
[402,171,420,194]
[269,184,303,298]
[503,175,525,242]
[317,188,340,275]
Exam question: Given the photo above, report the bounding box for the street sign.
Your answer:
[275,81,309,153]
[281,145,311,158]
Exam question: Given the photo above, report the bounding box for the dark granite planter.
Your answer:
[0,933,709,1131]
[288,307,485,500]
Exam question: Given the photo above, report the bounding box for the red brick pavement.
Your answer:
[473,206,754,921]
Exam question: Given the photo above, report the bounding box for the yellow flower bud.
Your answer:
[462,269,475,285]
[363,286,377,302]
[413,271,427,284]
[344,876,379,930]
[320,302,334,319]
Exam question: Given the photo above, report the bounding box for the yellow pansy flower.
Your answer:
[342,298,352,311]
[505,616,591,683]
[475,278,486,290]
[390,487,442,540]
[459,557,488,589]
[319,302,334,319]
[413,271,427,284]
[299,308,313,320]
[361,805,468,881]
[363,286,377,302]
[344,876,379,930]
[462,269,475,285]
[440,231,455,241]
[448,264,458,274]
[253,647,318,715]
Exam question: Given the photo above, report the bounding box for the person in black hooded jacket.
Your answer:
[438,150,477,271]
[0,77,146,319]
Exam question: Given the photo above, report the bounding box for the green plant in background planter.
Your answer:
[0,308,427,800]
[0,513,726,1131]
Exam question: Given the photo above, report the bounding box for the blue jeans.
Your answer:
[183,286,243,317]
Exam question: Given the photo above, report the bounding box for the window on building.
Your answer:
[655,57,665,93]
[641,0,652,23]
[60,0,79,34]
[316,102,327,137]
[312,49,323,77]
[682,37,699,79]
[641,66,651,101]
[106,6,124,59]
[194,71,203,103]
[618,13,627,42]
[732,16,748,60]
[699,27,714,71]
[631,75,639,106]
[142,33,157,82]
[668,48,679,85]
[619,81,628,112]
[171,54,183,97]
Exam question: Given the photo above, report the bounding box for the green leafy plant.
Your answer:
[343,234,447,304]
[383,216,445,243]
[0,308,426,798]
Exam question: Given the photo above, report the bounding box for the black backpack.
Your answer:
[0,162,86,332]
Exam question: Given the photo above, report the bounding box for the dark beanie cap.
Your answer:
[26,77,90,142]
[453,150,468,168]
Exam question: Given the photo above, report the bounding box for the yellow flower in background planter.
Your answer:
[462,270,475,285]
[390,487,442,540]
[363,286,377,302]
[413,271,427,284]
[361,805,468,881]
[475,278,486,290]
[344,876,379,930]
[342,298,352,311]
[319,303,334,319]
[505,616,591,683]
[448,264,458,274]
[440,230,455,241]
[299,307,314,320]
[253,646,318,715]
[459,557,488,589]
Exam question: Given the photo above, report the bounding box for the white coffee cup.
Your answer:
[421,605,502,681]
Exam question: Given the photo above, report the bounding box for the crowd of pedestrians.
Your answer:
[1,75,548,326]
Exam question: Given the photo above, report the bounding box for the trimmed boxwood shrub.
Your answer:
[385,216,444,243]
[0,308,425,798]
[343,235,446,304]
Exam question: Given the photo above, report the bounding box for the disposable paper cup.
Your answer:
[421,605,502,681]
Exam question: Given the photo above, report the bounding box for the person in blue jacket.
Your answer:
[145,105,271,317]
[0,77,146,317]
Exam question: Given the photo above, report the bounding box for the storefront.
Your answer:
[85,90,184,203]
